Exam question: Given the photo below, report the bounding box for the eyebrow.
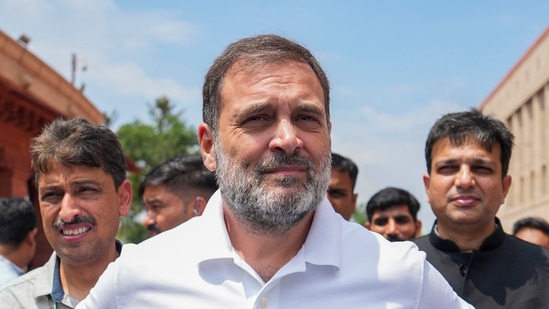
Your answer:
[72,179,101,186]
[235,102,273,119]
[144,198,164,206]
[238,101,325,117]
[294,103,324,116]
[40,179,101,190]
[435,158,496,167]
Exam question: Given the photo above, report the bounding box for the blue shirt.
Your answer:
[0,255,23,285]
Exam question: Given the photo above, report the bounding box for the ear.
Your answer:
[502,175,512,201]
[364,221,371,230]
[415,220,423,237]
[423,173,431,204]
[327,120,332,134]
[26,227,38,246]
[194,196,208,216]
[117,179,132,216]
[198,123,216,171]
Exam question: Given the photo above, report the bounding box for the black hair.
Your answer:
[331,152,359,190]
[0,197,37,245]
[366,187,420,222]
[425,108,514,177]
[138,154,218,202]
[513,217,549,236]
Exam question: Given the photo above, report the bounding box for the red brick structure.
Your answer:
[0,30,104,269]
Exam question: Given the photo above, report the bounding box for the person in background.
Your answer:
[0,118,132,308]
[414,108,549,308]
[78,34,472,308]
[365,186,422,241]
[139,154,218,237]
[326,152,358,220]
[512,216,549,248]
[0,197,37,285]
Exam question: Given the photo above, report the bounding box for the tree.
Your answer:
[115,96,199,243]
[351,202,367,226]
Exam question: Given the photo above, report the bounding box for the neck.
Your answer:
[59,246,119,301]
[436,221,496,252]
[223,204,314,282]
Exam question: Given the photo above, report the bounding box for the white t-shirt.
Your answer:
[79,190,472,309]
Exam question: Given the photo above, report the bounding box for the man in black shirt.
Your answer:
[414,108,549,309]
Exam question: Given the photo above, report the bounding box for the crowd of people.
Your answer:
[1,33,548,308]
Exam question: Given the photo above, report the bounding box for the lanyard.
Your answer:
[49,295,57,309]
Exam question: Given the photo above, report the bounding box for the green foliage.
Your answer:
[351,202,367,226]
[114,96,199,243]
[117,96,199,172]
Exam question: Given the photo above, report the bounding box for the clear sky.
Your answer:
[1,0,548,232]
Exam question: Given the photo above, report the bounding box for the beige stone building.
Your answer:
[479,25,549,232]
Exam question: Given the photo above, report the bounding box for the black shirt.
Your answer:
[414,218,549,309]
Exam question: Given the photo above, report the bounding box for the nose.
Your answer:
[386,219,398,235]
[142,210,156,227]
[455,165,475,188]
[269,119,303,154]
[58,194,81,222]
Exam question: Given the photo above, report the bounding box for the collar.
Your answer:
[196,190,342,269]
[0,255,24,276]
[51,239,123,302]
[429,217,506,252]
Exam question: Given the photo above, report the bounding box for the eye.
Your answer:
[40,190,63,203]
[395,217,411,225]
[437,165,458,174]
[327,189,346,198]
[78,186,97,193]
[373,218,388,226]
[294,114,323,130]
[472,165,493,174]
[75,186,101,198]
[240,114,273,130]
[297,115,318,122]
[246,115,267,122]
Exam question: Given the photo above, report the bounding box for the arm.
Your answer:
[419,259,473,308]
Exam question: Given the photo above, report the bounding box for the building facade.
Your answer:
[479,25,549,232]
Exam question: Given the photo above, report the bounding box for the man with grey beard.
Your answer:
[78,34,472,308]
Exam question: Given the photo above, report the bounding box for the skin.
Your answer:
[141,185,206,236]
[198,60,331,282]
[423,138,511,251]
[327,168,357,220]
[38,162,131,299]
[365,205,422,241]
[515,228,549,248]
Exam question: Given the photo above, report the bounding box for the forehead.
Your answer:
[143,184,179,197]
[220,61,324,103]
[371,204,413,218]
[38,162,112,186]
[329,168,353,185]
[431,138,500,159]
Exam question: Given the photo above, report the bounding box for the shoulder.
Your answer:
[340,221,427,271]
[117,216,210,267]
[504,234,549,260]
[413,234,433,250]
[0,261,52,304]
